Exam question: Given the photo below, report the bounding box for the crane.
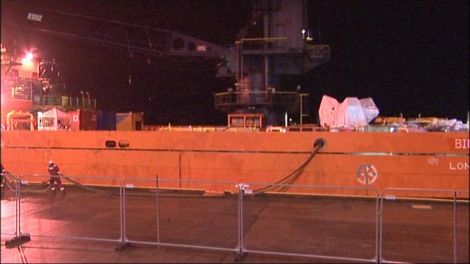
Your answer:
[2,0,330,126]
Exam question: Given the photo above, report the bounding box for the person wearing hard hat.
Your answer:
[48,161,64,191]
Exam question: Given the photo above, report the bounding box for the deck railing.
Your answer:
[214,91,300,112]
[32,95,97,109]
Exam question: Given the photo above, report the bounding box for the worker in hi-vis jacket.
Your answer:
[48,161,64,191]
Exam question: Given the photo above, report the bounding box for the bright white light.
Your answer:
[196,45,207,52]
[21,51,34,68]
[27,13,43,22]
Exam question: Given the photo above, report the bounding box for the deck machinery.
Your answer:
[214,0,330,127]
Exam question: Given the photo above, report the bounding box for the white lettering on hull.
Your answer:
[427,157,439,165]
[449,162,469,171]
[455,138,469,149]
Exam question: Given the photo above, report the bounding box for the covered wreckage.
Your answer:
[319,95,379,128]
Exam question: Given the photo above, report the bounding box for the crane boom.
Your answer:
[2,2,228,59]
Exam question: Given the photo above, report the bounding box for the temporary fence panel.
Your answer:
[16,174,122,242]
[381,188,469,263]
[456,190,469,263]
[1,177,19,236]
[240,183,379,262]
[123,177,239,252]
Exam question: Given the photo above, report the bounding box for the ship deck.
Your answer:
[1,184,468,263]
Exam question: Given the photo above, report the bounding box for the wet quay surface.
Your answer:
[1,184,468,263]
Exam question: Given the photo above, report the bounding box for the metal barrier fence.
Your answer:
[1,174,469,263]
[380,188,469,264]
[122,177,240,254]
[239,182,380,263]
[1,174,122,245]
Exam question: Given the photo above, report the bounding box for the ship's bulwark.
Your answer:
[1,131,468,198]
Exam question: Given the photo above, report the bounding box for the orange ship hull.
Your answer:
[1,130,468,197]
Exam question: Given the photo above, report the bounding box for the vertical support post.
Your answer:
[299,93,308,130]
[178,152,182,189]
[238,185,243,255]
[80,91,85,107]
[15,179,20,236]
[86,92,91,108]
[235,40,242,93]
[156,175,160,248]
[119,184,124,243]
[116,183,129,251]
[235,183,248,261]
[299,94,303,130]
[379,191,384,263]
[375,191,380,264]
[263,11,269,92]
[453,191,457,263]
[123,185,127,243]
[16,174,25,236]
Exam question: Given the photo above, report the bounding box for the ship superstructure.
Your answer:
[214,0,330,127]
[2,0,331,129]
[1,43,98,130]
[1,44,36,130]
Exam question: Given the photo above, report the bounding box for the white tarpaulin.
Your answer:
[318,95,339,128]
[360,97,380,123]
[38,107,71,131]
[318,95,379,128]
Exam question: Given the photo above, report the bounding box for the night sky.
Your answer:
[2,0,468,125]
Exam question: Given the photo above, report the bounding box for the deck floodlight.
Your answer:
[27,12,43,22]
[21,51,34,68]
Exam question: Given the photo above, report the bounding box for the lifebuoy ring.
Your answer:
[356,164,378,185]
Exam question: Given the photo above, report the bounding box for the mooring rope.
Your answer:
[253,138,326,195]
